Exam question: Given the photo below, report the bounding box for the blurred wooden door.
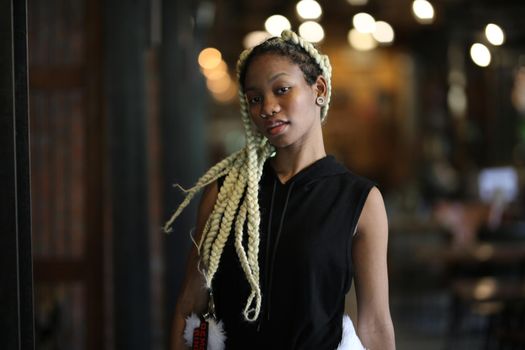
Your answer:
[28,1,106,349]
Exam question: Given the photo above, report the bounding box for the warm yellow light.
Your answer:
[296,0,322,20]
[298,21,325,43]
[198,47,222,70]
[346,0,368,5]
[474,243,495,261]
[412,0,435,24]
[206,69,228,81]
[206,75,231,94]
[347,28,377,51]
[243,31,271,49]
[212,82,238,104]
[473,278,497,300]
[264,15,291,36]
[373,21,394,44]
[470,43,491,67]
[200,60,227,78]
[353,12,376,33]
[485,23,505,46]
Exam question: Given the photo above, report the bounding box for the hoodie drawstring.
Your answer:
[266,180,295,321]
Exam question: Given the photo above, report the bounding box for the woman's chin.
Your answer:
[267,138,292,149]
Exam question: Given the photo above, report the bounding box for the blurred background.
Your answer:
[26,0,525,349]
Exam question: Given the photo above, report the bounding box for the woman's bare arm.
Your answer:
[171,181,219,350]
[352,187,396,349]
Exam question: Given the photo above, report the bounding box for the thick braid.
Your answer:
[240,141,273,320]
[238,47,264,281]
[237,46,264,285]
[242,127,263,320]
[205,154,249,285]
[163,148,243,233]
[200,141,270,318]
[226,143,272,321]
[199,137,269,290]
[200,151,246,270]
[234,201,262,318]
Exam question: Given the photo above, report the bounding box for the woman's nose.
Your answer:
[260,96,280,118]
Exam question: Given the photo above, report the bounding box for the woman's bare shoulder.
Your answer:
[357,186,388,236]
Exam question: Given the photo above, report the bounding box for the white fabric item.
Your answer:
[184,312,363,349]
[183,313,227,350]
[336,314,366,350]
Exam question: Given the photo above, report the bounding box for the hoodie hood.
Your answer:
[260,155,348,189]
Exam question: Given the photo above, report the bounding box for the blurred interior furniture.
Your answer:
[436,241,525,349]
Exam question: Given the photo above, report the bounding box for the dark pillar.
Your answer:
[104,0,151,348]
[0,0,35,349]
[161,0,207,345]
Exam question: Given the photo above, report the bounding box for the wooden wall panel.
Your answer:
[28,0,105,348]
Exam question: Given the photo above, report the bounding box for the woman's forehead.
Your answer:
[244,54,301,83]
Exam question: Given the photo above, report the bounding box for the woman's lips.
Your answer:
[266,121,289,136]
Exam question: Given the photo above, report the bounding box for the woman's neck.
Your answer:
[270,140,326,184]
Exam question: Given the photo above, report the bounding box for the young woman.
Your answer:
[167,30,395,350]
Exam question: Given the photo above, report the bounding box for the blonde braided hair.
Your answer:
[164,30,332,321]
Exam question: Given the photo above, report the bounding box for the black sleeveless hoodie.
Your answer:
[212,155,375,350]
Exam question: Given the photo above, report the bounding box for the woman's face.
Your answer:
[243,53,324,149]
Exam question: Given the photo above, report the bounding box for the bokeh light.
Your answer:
[198,48,222,70]
[346,0,368,5]
[412,0,435,24]
[296,0,322,20]
[264,15,291,36]
[298,21,325,43]
[212,81,238,104]
[485,23,505,46]
[200,60,227,78]
[243,31,271,49]
[448,84,467,118]
[347,28,377,51]
[353,12,376,33]
[470,43,491,67]
[373,21,395,44]
[206,75,231,94]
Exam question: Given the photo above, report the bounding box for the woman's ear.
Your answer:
[313,75,328,98]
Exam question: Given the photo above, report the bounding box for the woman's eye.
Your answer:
[247,96,262,105]
[276,87,290,94]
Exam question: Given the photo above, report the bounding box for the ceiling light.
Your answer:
[243,31,271,49]
[485,23,505,46]
[347,28,377,51]
[206,75,231,94]
[264,15,291,36]
[346,0,368,5]
[373,21,394,44]
[298,21,325,43]
[198,48,222,70]
[448,84,467,118]
[212,82,238,104]
[200,60,227,78]
[412,0,434,24]
[353,12,376,33]
[470,43,491,67]
[296,0,322,20]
